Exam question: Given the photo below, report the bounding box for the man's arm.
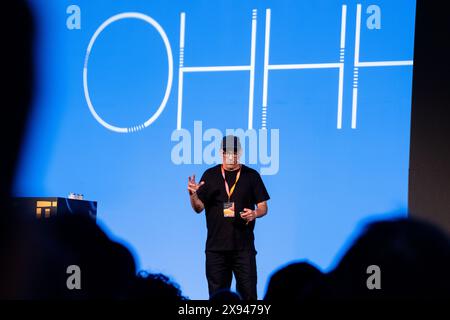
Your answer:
[254,201,268,218]
[190,192,204,213]
[241,171,270,222]
[188,174,205,213]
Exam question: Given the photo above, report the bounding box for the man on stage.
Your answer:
[187,135,270,300]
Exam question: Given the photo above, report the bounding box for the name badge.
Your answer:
[223,202,235,218]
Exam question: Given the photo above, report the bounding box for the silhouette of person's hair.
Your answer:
[210,288,242,302]
[323,217,450,300]
[2,212,139,299]
[264,261,323,302]
[7,213,135,299]
[129,271,186,301]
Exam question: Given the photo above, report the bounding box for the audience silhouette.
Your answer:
[264,261,323,302]
[1,0,449,303]
[320,218,450,300]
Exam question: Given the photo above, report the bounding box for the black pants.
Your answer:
[206,250,257,300]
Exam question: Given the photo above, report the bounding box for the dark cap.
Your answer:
[221,135,241,153]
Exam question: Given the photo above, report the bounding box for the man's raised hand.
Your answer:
[188,174,205,195]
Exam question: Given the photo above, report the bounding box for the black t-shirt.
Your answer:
[196,164,270,252]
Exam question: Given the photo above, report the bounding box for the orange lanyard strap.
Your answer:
[221,165,241,201]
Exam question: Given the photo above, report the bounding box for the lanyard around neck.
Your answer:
[221,165,241,201]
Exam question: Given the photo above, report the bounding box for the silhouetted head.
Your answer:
[264,261,323,302]
[324,217,450,299]
[8,213,136,299]
[210,288,242,302]
[3,204,137,299]
[129,271,186,301]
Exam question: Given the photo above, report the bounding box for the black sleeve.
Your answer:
[252,172,270,204]
[195,171,209,205]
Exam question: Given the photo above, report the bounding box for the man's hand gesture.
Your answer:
[188,174,205,196]
[240,208,257,224]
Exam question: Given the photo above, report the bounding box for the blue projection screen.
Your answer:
[16,0,416,299]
